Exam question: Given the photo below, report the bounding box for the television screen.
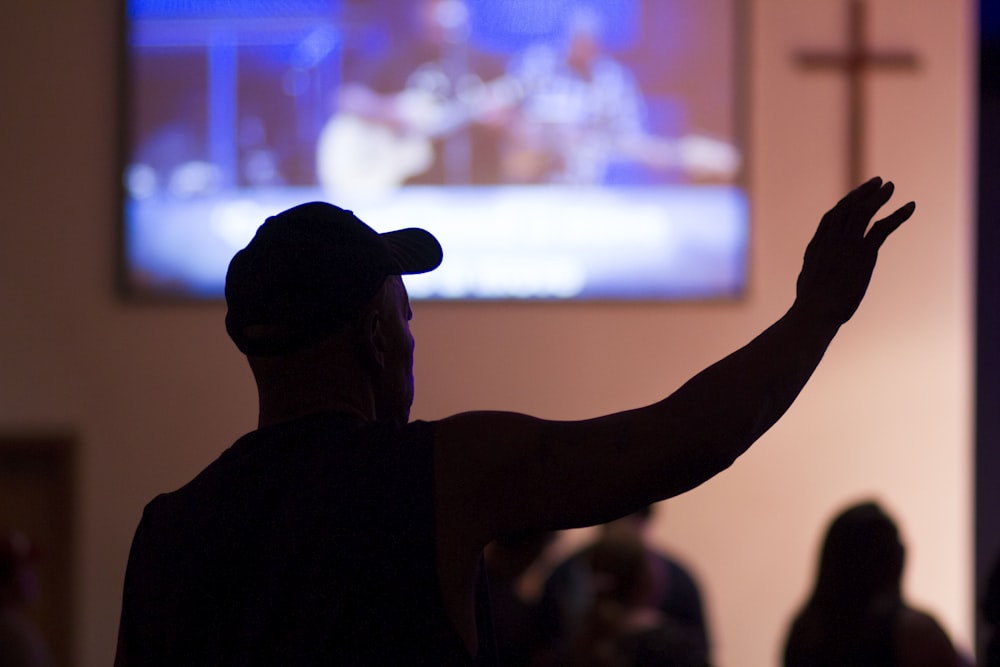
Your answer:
[123,0,747,300]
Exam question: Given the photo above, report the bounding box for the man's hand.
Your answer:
[795,176,916,326]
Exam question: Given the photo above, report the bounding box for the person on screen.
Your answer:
[316,0,517,198]
[501,7,739,186]
[116,176,914,665]
[783,500,961,667]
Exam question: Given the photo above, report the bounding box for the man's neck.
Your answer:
[257,387,374,429]
[248,328,380,429]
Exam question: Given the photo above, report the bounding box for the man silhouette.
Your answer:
[116,176,914,665]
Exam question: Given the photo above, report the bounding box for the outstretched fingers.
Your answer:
[866,200,916,248]
[852,179,897,234]
[817,176,885,240]
[845,178,914,246]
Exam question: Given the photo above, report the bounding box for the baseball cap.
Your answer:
[225,202,442,356]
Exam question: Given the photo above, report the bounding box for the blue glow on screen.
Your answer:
[123,0,747,301]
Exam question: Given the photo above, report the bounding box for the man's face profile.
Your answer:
[373,276,416,423]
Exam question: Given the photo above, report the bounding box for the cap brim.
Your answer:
[382,228,443,275]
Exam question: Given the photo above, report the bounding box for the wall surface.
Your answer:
[0,1,974,665]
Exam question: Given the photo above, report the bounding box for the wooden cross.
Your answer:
[795,0,919,188]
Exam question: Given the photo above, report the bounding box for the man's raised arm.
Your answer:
[434,177,915,543]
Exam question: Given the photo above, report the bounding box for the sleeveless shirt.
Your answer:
[119,414,494,665]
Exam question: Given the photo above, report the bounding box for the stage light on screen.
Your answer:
[122,0,747,301]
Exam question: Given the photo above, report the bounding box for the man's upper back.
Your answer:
[118,414,476,666]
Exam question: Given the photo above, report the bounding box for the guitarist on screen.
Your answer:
[317,0,517,199]
[500,6,741,187]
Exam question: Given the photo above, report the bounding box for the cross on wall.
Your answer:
[795,0,920,189]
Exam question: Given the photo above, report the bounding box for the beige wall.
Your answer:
[0,1,975,665]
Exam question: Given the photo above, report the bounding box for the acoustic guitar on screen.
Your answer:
[316,75,524,198]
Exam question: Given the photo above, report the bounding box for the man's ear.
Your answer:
[358,309,386,371]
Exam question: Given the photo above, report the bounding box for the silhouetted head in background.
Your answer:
[587,534,654,610]
[811,500,904,612]
[783,499,964,667]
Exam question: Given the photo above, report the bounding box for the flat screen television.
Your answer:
[122,0,748,300]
